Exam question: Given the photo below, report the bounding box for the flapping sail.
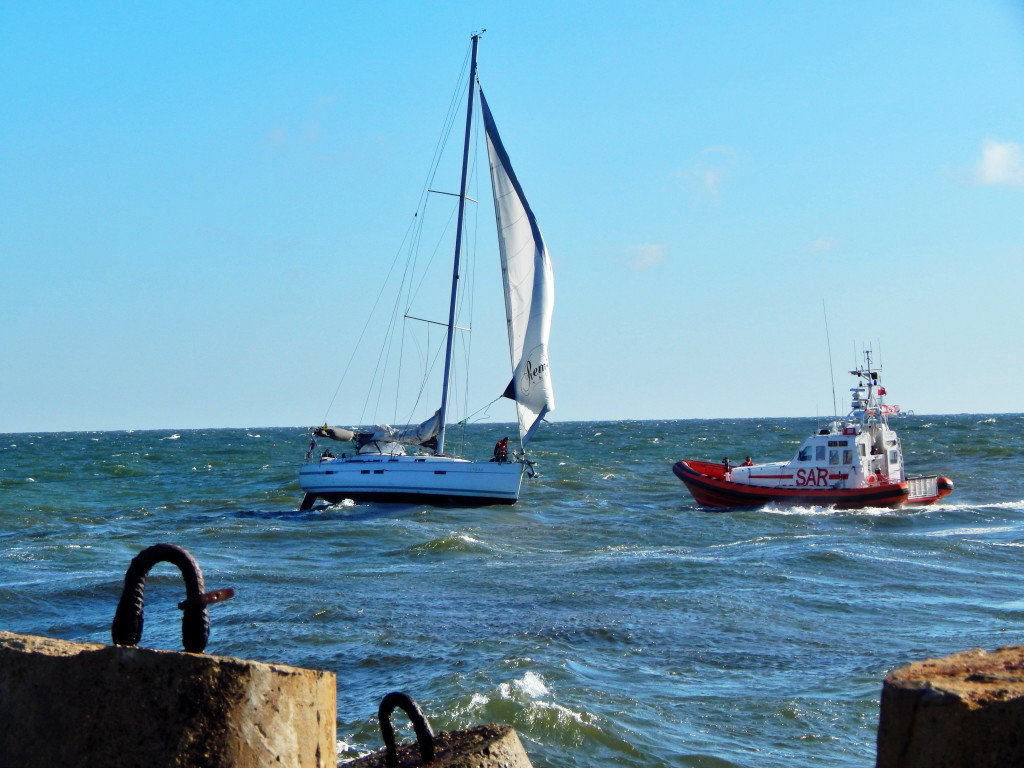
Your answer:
[312,425,356,442]
[480,89,555,445]
[357,409,442,452]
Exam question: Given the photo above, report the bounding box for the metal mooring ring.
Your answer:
[111,543,233,653]
[378,691,435,768]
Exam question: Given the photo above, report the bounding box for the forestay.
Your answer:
[481,90,555,445]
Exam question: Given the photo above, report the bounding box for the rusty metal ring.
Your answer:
[378,691,435,768]
[111,543,231,653]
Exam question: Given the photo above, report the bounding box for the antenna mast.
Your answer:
[822,300,837,417]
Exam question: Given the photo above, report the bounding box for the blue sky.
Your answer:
[2,2,1023,433]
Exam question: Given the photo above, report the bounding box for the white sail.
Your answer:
[480,90,555,445]
[359,409,441,452]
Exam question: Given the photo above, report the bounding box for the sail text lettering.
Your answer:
[521,358,548,392]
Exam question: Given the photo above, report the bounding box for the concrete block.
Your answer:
[0,630,336,768]
[344,723,533,768]
[876,644,1024,768]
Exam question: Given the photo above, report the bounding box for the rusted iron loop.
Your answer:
[378,691,435,768]
[111,543,219,653]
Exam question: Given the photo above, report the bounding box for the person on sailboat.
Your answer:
[491,437,509,463]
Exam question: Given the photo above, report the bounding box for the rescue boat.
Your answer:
[672,353,954,510]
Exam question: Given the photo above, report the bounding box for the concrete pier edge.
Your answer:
[0,630,336,768]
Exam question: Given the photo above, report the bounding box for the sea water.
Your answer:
[2,414,1023,768]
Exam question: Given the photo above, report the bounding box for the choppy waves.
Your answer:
[1,416,1022,768]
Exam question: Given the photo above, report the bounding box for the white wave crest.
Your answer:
[495,671,590,727]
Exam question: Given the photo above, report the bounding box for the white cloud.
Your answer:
[702,168,724,196]
[628,243,666,271]
[809,237,837,253]
[678,146,738,199]
[974,138,1024,186]
[701,145,738,161]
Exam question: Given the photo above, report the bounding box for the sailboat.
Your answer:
[298,34,554,509]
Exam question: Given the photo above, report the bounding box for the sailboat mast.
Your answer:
[437,33,480,456]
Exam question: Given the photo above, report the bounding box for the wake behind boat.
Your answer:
[673,352,953,510]
[299,34,554,510]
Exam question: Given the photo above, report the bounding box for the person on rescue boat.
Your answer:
[741,457,754,466]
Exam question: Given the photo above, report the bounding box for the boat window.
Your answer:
[798,448,810,461]
[829,450,839,465]
[843,449,853,464]
[815,445,826,461]
[859,444,866,457]
[889,450,899,464]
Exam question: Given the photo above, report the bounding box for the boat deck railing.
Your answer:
[906,475,939,501]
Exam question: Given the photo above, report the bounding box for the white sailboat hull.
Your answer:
[299,454,524,506]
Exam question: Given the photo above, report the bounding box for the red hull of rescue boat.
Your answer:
[672,460,953,510]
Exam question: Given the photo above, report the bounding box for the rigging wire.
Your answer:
[319,37,510,446]
[321,47,472,428]
[335,43,473,429]
[320,213,420,427]
[461,83,484,433]
[395,42,477,429]
[459,395,505,426]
